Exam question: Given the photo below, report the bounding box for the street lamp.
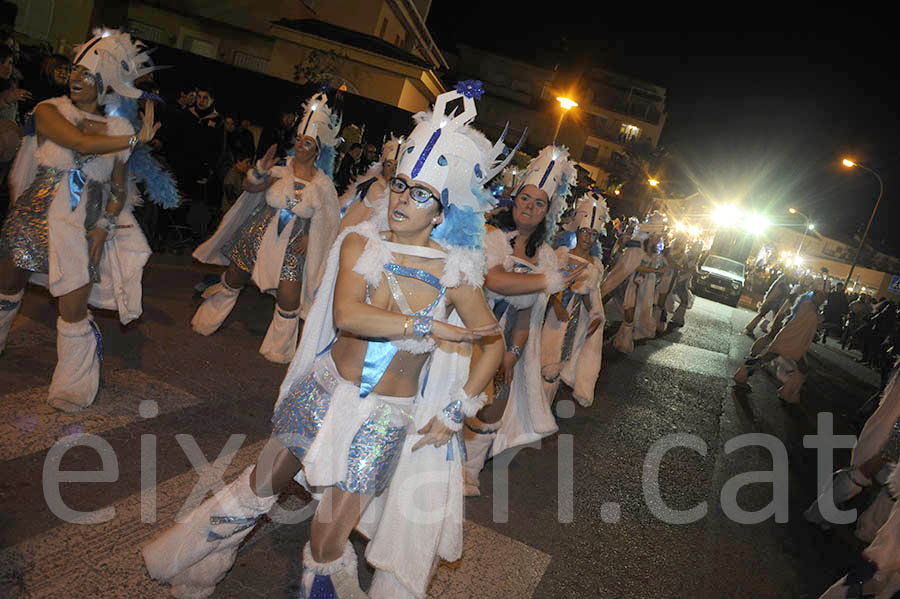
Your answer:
[552,96,578,144]
[648,178,659,187]
[787,207,814,259]
[841,158,885,287]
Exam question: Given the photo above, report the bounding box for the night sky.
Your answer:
[426,6,899,256]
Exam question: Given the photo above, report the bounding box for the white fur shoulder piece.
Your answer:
[535,243,565,294]
[351,221,391,288]
[41,96,81,122]
[441,246,485,288]
[484,228,515,270]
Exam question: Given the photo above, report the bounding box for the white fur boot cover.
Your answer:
[613,321,634,354]
[368,569,418,599]
[301,541,366,599]
[48,316,100,411]
[259,305,301,364]
[191,276,241,336]
[463,418,500,497]
[142,466,278,599]
[804,468,869,528]
[0,290,24,355]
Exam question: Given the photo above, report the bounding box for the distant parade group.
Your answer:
[1,29,898,599]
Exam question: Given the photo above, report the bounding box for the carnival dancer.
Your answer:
[633,211,667,341]
[817,463,900,598]
[744,270,790,337]
[541,191,608,406]
[191,92,341,363]
[143,81,517,599]
[0,30,162,411]
[733,285,825,403]
[805,359,900,540]
[339,135,403,231]
[669,239,701,327]
[600,219,648,354]
[462,144,581,497]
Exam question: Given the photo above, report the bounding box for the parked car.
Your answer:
[694,255,745,307]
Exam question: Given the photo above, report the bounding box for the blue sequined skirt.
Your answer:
[271,353,414,495]
[0,166,65,273]
[223,204,310,282]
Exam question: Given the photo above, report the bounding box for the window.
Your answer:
[233,51,269,73]
[183,36,216,59]
[128,20,166,45]
[619,124,640,143]
[589,113,609,135]
[379,18,388,39]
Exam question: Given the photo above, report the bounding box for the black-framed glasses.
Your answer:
[389,177,439,204]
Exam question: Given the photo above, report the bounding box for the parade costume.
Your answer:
[669,245,699,327]
[541,192,608,406]
[192,93,341,362]
[805,359,900,538]
[633,211,667,341]
[0,30,165,410]
[338,135,403,231]
[463,144,573,496]
[744,273,789,336]
[733,288,822,403]
[144,82,518,599]
[601,223,648,354]
[818,463,900,599]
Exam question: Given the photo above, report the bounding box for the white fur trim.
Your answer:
[392,337,436,354]
[302,540,357,576]
[440,247,485,288]
[352,223,392,288]
[484,228,514,270]
[536,244,565,294]
[460,391,488,417]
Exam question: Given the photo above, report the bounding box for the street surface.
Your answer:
[0,256,882,598]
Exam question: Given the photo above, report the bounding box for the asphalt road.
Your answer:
[0,258,882,598]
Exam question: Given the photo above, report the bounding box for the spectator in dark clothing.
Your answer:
[335,143,363,194]
[19,53,68,115]
[184,85,223,242]
[256,105,297,162]
[821,282,849,343]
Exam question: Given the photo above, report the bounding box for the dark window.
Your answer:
[581,145,599,164]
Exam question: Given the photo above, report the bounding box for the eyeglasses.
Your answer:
[389,177,439,204]
[298,138,316,150]
[576,228,601,241]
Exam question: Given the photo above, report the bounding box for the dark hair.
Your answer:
[486,206,547,258]
[0,44,12,63]
[349,143,362,151]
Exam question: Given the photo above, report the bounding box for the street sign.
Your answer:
[889,275,900,295]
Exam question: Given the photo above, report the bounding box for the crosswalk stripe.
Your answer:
[0,368,205,462]
[626,337,730,378]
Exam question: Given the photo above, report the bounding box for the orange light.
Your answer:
[648,179,659,187]
[842,159,855,168]
[556,97,578,111]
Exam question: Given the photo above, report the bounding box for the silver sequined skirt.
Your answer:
[223,204,310,282]
[271,353,414,495]
[0,166,65,273]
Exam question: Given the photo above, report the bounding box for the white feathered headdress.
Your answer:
[73,29,162,106]
[380,134,405,165]
[516,144,577,229]
[396,80,525,249]
[297,92,341,149]
[572,190,610,234]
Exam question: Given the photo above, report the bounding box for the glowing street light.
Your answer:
[841,158,885,287]
[743,213,770,236]
[552,96,578,143]
[787,207,813,259]
[711,204,740,228]
[648,178,660,187]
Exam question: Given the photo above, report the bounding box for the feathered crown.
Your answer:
[572,190,610,234]
[516,144,576,229]
[73,29,162,106]
[396,80,525,249]
[641,210,668,234]
[297,92,341,149]
[380,134,404,164]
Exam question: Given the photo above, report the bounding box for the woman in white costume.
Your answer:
[0,30,159,411]
[143,81,515,599]
[339,135,403,231]
[632,211,667,341]
[805,359,900,541]
[668,239,700,327]
[191,92,341,363]
[462,144,582,497]
[601,221,650,354]
[541,191,608,407]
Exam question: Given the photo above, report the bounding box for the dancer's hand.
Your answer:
[412,416,454,451]
[499,350,518,386]
[86,227,108,264]
[258,144,278,172]
[562,263,586,287]
[137,102,161,144]
[430,320,501,343]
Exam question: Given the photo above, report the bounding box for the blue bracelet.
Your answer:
[442,399,464,424]
[412,315,433,337]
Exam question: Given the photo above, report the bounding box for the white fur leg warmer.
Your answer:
[0,290,24,355]
[804,468,869,527]
[463,418,501,497]
[613,321,634,354]
[48,317,100,412]
[259,305,301,364]
[191,277,241,336]
[142,466,277,598]
[368,569,419,599]
[301,541,365,599]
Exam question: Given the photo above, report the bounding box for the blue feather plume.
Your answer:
[128,145,182,208]
[431,204,485,250]
[315,142,337,181]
